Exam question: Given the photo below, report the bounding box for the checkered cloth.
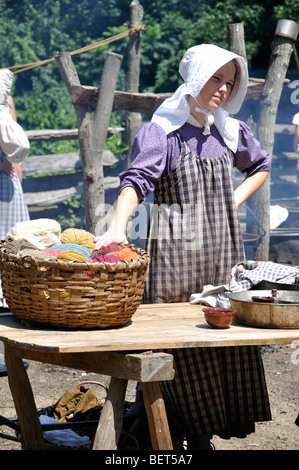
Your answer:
[190,261,299,306]
[160,346,271,439]
[229,261,299,292]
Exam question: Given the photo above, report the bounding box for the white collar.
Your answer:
[185,112,239,153]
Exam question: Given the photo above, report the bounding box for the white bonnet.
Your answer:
[178,44,248,114]
[152,44,248,150]
[0,69,13,106]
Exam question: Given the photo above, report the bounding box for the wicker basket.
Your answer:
[0,243,150,329]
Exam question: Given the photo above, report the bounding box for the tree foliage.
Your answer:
[0,0,298,154]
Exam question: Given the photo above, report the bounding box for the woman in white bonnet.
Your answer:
[94,44,271,449]
[0,69,30,309]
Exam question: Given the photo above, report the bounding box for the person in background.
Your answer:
[292,111,299,198]
[0,69,30,310]
[94,44,271,449]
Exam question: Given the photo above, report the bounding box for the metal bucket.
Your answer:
[275,19,299,41]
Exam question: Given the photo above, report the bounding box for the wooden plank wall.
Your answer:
[23,128,126,209]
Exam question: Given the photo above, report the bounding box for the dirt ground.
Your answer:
[0,340,298,451]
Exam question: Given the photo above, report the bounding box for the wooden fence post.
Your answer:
[227,23,296,261]
[227,23,247,63]
[254,35,294,260]
[124,0,144,164]
[227,23,267,260]
[56,51,123,234]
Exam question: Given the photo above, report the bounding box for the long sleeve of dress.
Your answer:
[119,123,169,201]
[233,121,270,176]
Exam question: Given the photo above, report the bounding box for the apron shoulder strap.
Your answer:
[174,130,191,161]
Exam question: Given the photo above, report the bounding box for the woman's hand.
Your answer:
[0,158,14,177]
[94,228,128,250]
[93,186,139,250]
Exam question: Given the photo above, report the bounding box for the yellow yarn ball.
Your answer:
[61,228,95,251]
[57,250,87,262]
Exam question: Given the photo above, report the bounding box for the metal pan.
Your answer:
[227,290,299,329]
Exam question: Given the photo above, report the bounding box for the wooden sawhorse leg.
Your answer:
[142,381,173,450]
[4,346,174,451]
[92,351,175,450]
[92,377,128,449]
[4,345,46,449]
[92,377,173,450]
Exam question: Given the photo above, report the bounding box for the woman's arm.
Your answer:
[234,170,269,209]
[94,186,140,249]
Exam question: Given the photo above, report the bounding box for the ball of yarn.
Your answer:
[19,248,57,260]
[85,254,123,274]
[3,240,37,253]
[90,243,123,258]
[61,228,95,251]
[87,254,123,263]
[57,250,87,262]
[49,243,91,258]
[110,248,141,261]
[6,218,61,250]
[42,248,64,257]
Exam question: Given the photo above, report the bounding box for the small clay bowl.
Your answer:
[202,307,236,329]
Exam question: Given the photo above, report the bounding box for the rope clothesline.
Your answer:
[5,25,146,74]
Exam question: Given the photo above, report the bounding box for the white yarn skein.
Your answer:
[6,218,61,250]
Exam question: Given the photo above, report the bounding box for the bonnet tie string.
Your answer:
[194,97,214,135]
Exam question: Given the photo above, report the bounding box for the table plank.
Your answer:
[0,303,298,353]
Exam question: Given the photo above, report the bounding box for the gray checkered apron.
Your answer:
[0,149,29,240]
[144,132,245,303]
[0,150,30,301]
[143,131,271,439]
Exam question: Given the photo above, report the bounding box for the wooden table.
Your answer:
[0,302,298,450]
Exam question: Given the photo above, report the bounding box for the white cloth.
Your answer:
[292,112,299,126]
[190,284,231,307]
[6,218,61,249]
[270,205,289,229]
[0,110,30,163]
[0,69,13,109]
[152,44,248,153]
[0,69,30,162]
[292,113,299,153]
